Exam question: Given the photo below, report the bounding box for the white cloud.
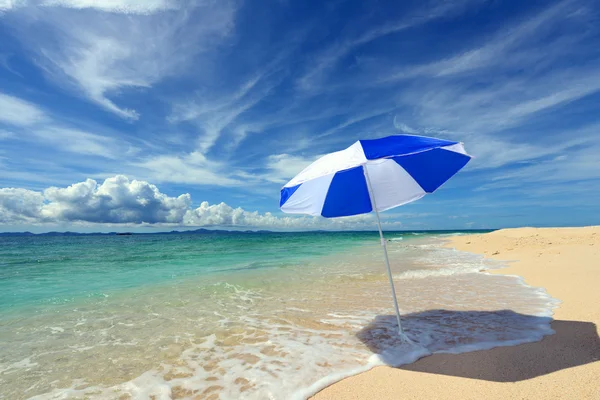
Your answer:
[264,153,320,184]
[463,133,593,171]
[392,117,419,134]
[183,201,293,228]
[169,74,278,152]
[0,93,136,161]
[388,64,600,172]
[365,0,600,174]
[41,175,191,223]
[5,1,236,119]
[317,108,394,139]
[397,64,600,139]
[182,201,382,230]
[297,0,483,91]
[132,152,244,186]
[39,0,177,14]
[1,0,177,14]
[0,187,44,223]
[0,130,16,140]
[383,0,583,82]
[488,142,600,185]
[0,0,23,12]
[0,53,23,77]
[0,175,395,230]
[0,92,46,126]
[31,127,129,158]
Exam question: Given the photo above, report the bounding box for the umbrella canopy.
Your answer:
[279,134,471,337]
[280,134,471,217]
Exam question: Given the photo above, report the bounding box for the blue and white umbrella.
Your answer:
[279,134,471,336]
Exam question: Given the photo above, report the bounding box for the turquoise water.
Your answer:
[0,231,479,311]
[0,231,557,400]
[0,232,380,311]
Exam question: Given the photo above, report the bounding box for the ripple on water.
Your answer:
[0,236,558,400]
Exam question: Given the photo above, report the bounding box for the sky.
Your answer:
[0,0,599,232]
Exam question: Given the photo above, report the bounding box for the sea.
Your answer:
[0,231,558,400]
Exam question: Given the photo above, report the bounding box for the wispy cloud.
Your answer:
[262,153,321,184]
[169,73,279,152]
[387,0,581,80]
[1,0,178,14]
[297,0,485,91]
[131,152,244,186]
[0,53,23,77]
[364,1,600,174]
[4,1,236,119]
[39,0,178,14]
[0,92,46,126]
[0,92,136,160]
[31,127,133,159]
[317,108,395,139]
[392,117,419,134]
[0,130,15,140]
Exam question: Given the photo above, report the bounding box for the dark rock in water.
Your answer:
[116,232,133,236]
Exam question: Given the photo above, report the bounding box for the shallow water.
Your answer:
[0,232,558,399]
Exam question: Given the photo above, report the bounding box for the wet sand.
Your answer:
[312,226,600,400]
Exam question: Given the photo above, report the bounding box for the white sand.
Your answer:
[312,227,600,400]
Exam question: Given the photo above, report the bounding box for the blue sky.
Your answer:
[0,0,599,232]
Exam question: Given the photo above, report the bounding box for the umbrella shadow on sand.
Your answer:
[357,310,600,382]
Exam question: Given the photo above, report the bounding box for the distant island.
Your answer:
[0,228,278,237]
[0,229,493,237]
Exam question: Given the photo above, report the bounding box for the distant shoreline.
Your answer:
[0,228,495,237]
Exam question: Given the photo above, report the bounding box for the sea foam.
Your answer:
[3,235,558,400]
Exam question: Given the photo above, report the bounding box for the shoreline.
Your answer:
[312,226,600,400]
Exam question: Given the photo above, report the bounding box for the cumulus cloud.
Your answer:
[181,201,379,230]
[41,175,192,223]
[0,175,391,230]
[0,188,45,223]
[183,201,300,228]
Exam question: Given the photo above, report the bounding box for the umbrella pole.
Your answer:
[363,165,406,337]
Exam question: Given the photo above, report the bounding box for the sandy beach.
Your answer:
[312,226,600,400]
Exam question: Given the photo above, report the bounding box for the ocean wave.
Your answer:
[7,236,559,400]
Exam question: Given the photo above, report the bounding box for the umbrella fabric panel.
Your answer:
[392,147,471,193]
[279,173,336,216]
[279,135,472,217]
[279,184,301,207]
[283,141,367,188]
[359,135,458,160]
[279,148,470,217]
[280,166,373,217]
[282,136,467,189]
[279,160,427,217]
[321,166,372,218]
[364,159,426,212]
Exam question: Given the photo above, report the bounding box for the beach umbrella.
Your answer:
[279,134,471,337]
